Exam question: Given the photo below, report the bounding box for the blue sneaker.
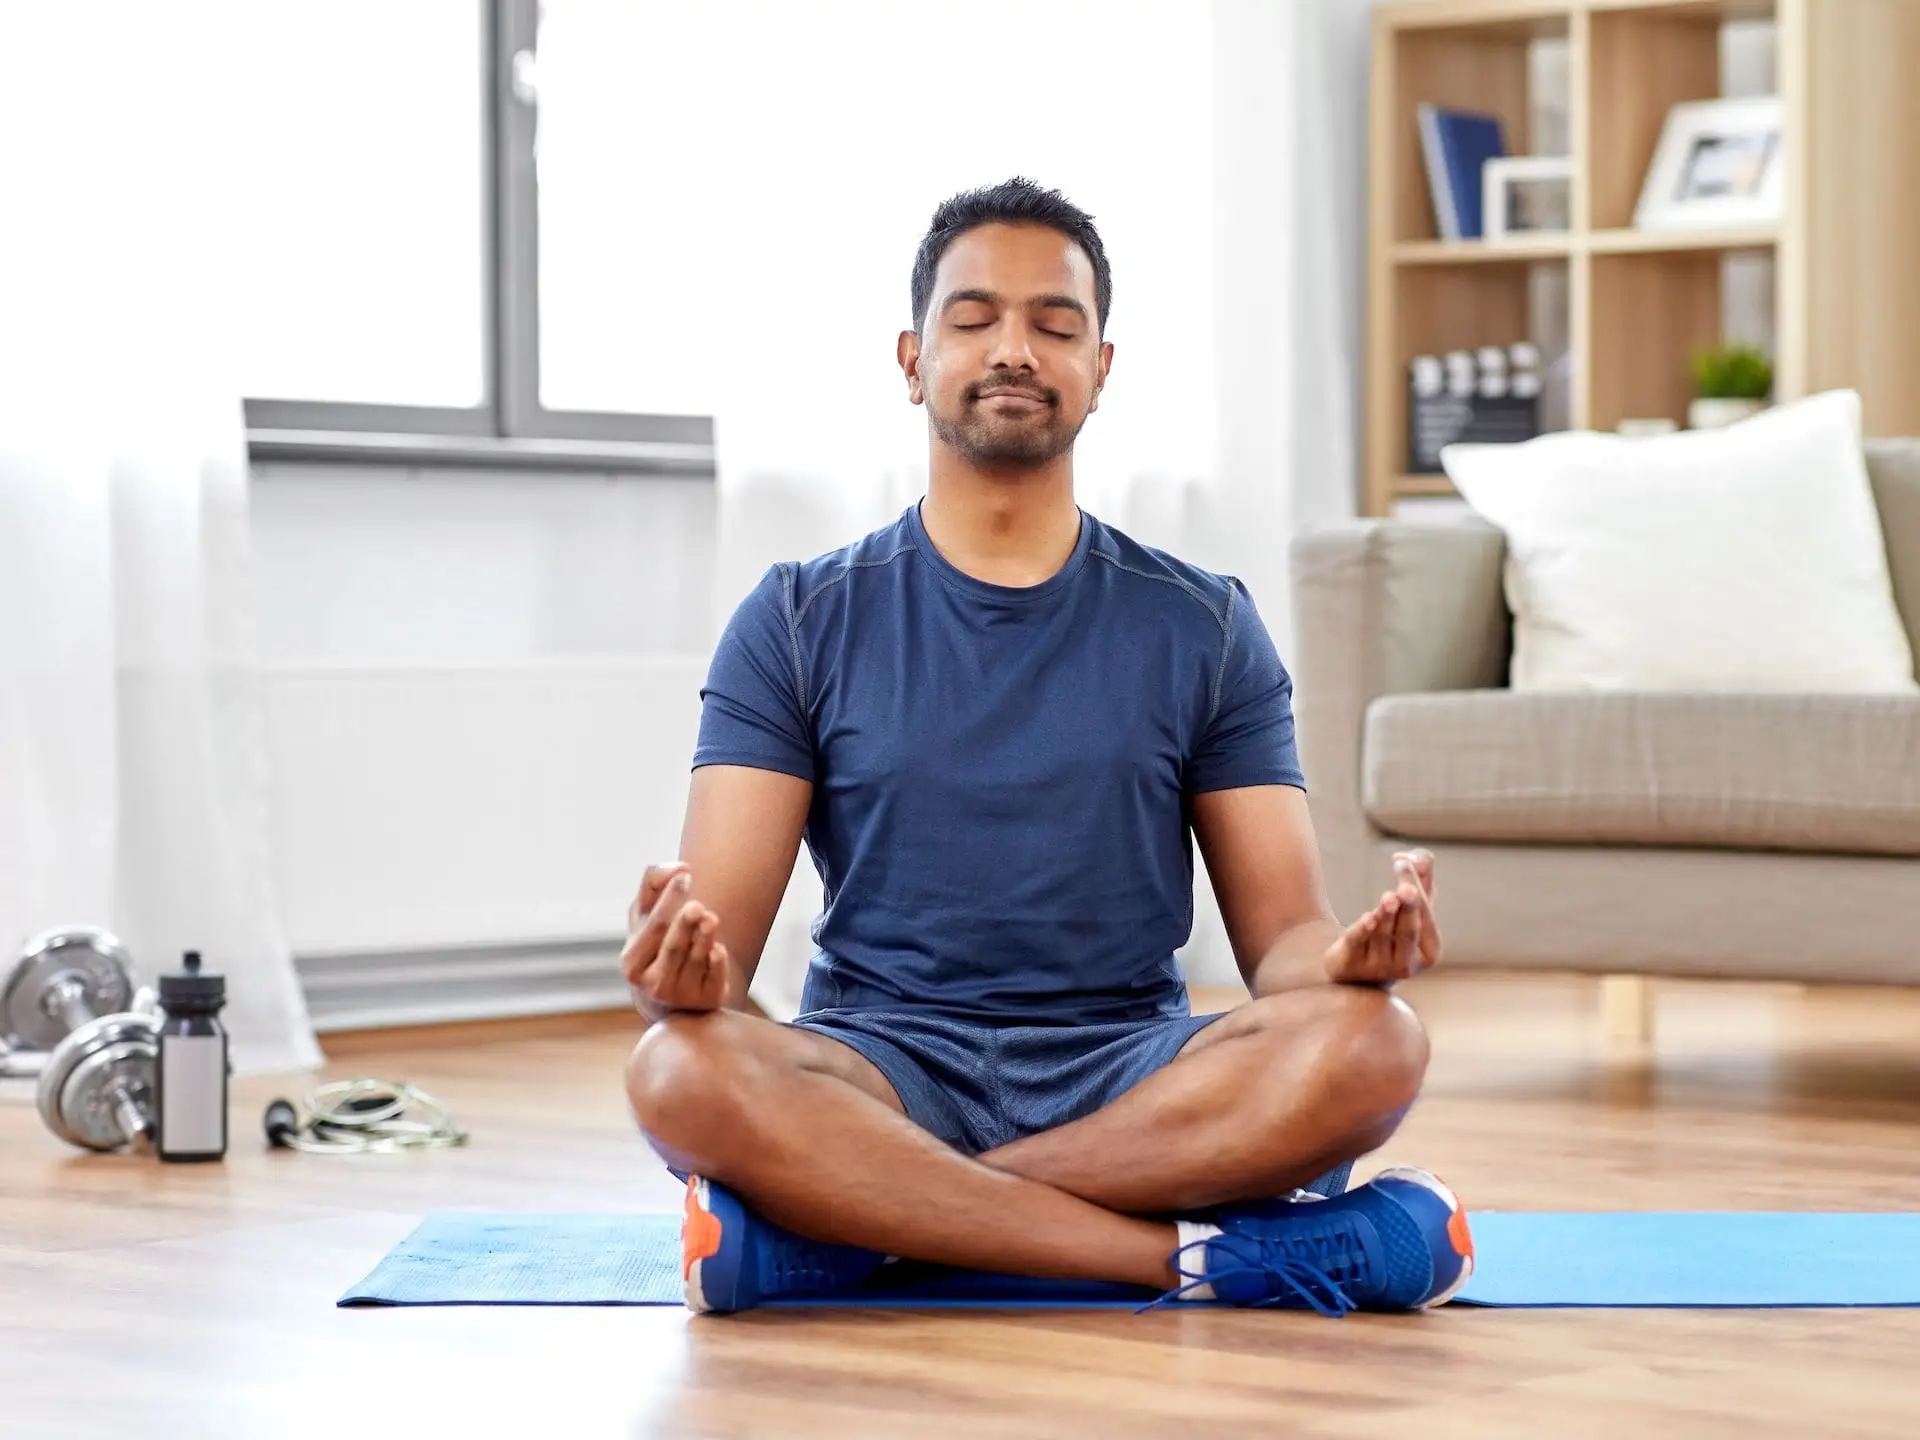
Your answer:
[1164,1167,1474,1316]
[680,1175,886,1313]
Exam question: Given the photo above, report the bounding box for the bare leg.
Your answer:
[977,985,1428,1214]
[625,1009,1181,1288]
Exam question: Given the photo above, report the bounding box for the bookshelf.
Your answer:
[1364,0,1920,515]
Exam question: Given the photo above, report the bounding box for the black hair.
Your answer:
[910,177,1111,336]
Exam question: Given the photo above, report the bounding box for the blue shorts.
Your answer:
[790,1006,1225,1156]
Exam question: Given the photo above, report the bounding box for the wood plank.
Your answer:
[1366,6,1402,516]
[1582,0,1774,16]
[1586,224,1779,253]
[1584,0,1777,17]
[1395,237,1574,264]
[1378,0,1575,34]
[1792,0,1920,436]
[1588,248,1723,429]
[1568,4,1594,427]
[1399,264,1539,361]
[1585,5,1722,231]
[1774,0,1810,403]
[7,973,1920,1436]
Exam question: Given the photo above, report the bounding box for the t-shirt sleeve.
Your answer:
[691,564,816,782]
[1186,578,1307,794]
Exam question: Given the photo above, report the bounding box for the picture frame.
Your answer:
[1633,95,1784,231]
[1482,156,1574,242]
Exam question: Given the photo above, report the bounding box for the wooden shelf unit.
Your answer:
[1364,0,1920,515]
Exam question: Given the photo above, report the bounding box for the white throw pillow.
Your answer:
[1441,389,1918,693]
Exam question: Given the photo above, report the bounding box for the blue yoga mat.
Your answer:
[337,1210,1920,1310]
[1459,1211,1920,1308]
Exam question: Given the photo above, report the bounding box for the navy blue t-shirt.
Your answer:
[691,501,1306,1025]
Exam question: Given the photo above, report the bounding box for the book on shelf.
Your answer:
[1417,103,1508,241]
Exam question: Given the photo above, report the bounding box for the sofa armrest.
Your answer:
[1287,518,1509,915]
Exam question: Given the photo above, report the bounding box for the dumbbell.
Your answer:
[1,927,141,1076]
[38,1009,159,1152]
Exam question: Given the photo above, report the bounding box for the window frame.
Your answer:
[244,0,714,475]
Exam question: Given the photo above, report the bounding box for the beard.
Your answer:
[926,375,1091,469]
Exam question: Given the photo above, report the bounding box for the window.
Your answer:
[243,0,711,466]
[232,2,486,416]
[243,0,1208,474]
[524,0,1212,477]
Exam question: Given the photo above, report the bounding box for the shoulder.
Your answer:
[1085,514,1249,638]
[775,509,919,628]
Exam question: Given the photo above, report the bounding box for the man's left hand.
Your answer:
[1321,848,1441,986]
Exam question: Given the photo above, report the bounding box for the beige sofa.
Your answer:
[1289,440,1920,989]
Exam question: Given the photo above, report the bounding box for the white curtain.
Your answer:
[0,8,320,1076]
[624,0,1373,1016]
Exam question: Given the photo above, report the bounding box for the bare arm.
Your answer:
[622,763,812,1021]
[1191,785,1439,998]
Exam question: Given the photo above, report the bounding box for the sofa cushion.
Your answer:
[1362,691,1920,856]
[1439,390,1918,695]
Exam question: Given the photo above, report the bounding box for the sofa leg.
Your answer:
[1601,974,1655,1052]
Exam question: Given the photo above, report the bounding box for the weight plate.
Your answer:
[36,1011,157,1151]
[4,927,135,1051]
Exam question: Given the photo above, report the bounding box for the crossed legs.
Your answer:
[625,985,1428,1291]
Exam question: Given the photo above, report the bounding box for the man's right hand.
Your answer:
[623,862,732,1018]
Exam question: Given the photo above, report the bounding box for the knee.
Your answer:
[624,1012,751,1162]
[1244,990,1428,1121]
[1322,986,1429,1118]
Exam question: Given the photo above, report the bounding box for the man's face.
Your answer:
[900,223,1113,470]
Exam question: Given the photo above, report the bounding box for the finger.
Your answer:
[1328,916,1369,981]
[643,898,707,1000]
[1416,908,1443,971]
[642,871,695,944]
[631,862,688,931]
[1392,855,1427,905]
[673,925,722,1012]
[682,910,718,989]
[1395,901,1421,976]
[1352,904,1387,948]
[628,871,693,981]
[619,930,652,986]
[1409,848,1437,901]
[664,903,718,1002]
[1367,893,1399,976]
[697,940,733,1010]
[1402,865,1439,968]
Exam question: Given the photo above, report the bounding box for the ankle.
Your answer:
[1167,1218,1224,1297]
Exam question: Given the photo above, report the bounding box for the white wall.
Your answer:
[250,464,746,1024]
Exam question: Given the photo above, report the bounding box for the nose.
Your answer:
[985,317,1040,375]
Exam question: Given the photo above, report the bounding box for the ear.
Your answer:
[1087,339,1114,414]
[898,330,926,406]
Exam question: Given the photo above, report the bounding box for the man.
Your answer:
[623,178,1471,1315]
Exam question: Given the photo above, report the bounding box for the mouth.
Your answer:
[976,390,1049,412]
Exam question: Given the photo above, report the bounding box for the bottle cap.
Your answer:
[159,950,226,1012]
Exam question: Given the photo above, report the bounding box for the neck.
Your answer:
[920,449,1081,588]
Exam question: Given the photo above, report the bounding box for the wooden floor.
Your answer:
[6,972,1920,1439]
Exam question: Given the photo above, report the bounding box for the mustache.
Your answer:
[967,373,1056,405]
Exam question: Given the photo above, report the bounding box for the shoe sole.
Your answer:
[682,1175,726,1313]
[1373,1165,1475,1309]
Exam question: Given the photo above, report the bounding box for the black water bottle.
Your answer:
[155,951,230,1162]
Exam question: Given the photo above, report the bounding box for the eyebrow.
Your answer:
[939,289,1090,323]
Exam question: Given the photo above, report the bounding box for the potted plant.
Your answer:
[1688,343,1773,429]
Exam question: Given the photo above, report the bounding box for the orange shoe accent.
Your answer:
[682,1179,723,1280]
[1447,1201,1475,1260]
